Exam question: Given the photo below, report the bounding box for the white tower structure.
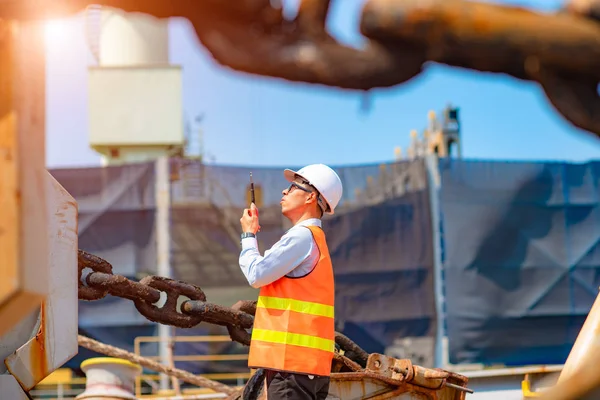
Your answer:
[86,6,184,166]
[400,105,462,161]
[84,7,181,393]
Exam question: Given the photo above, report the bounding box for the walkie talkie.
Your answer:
[249,172,255,205]
[248,172,259,236]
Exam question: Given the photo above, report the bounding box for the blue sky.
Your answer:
[45,0,600,169]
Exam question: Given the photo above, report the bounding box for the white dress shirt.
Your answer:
[239,218,322,289]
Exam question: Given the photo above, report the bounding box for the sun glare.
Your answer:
[44,19,70,47]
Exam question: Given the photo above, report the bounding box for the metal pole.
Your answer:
[155,155,172,392]
[425,154,446,369]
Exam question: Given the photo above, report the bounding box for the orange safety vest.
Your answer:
[248,225,335,376]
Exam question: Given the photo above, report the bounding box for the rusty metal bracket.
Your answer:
[366,353,473,395]
[4,172,79,392]
[367,353,411,384]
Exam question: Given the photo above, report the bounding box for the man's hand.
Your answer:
[240,203,261,234]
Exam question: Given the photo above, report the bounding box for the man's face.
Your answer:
[280,178,314,217]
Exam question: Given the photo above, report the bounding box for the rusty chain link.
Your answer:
[4,0,600,138]
[78,249,369,367]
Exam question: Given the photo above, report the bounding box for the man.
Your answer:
[238,163,343,400]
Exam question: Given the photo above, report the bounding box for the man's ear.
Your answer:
[305,192,317,205]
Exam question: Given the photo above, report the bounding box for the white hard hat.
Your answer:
[284,164,343,215]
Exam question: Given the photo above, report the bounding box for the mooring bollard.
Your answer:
[76,357,142,400]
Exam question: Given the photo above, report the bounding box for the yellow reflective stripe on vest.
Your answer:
[257,296,334,319]
[252,329,334,353]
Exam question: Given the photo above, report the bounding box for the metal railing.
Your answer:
[133,334,251,397]
[28,334,250,399]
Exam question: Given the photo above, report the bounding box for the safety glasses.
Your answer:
[286,182,312,194]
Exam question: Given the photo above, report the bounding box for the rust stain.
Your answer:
[331,363,470,399]
[29,301,49,384]
[56,199,77,234]
[73,204,79,236]
[536,365,550,373]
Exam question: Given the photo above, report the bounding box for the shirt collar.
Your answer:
[295,218,322,228]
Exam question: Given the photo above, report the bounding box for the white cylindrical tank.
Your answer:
[76,357,142,400]
[96,7,169,66]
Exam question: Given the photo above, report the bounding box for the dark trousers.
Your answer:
[265,370,330,400]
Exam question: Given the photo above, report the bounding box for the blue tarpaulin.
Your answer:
[439,159,600,365]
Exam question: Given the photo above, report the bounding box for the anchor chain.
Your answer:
[78,249,368,367]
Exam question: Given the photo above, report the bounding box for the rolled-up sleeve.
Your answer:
[239,228,313,288]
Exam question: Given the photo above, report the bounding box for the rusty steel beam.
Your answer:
[0,18,49,337]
